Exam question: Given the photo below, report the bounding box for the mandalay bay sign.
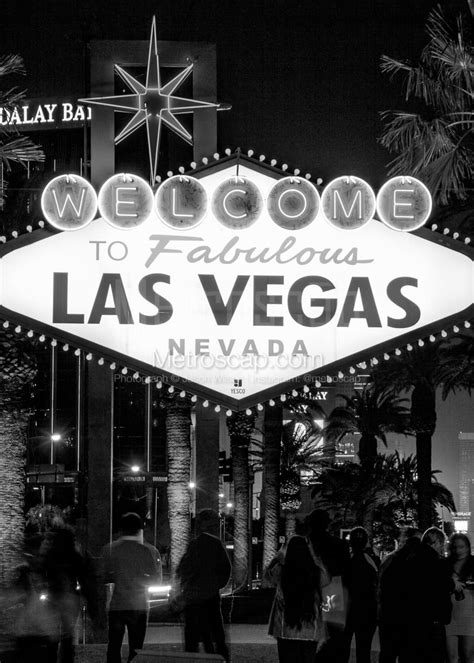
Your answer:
[0,155,473,408]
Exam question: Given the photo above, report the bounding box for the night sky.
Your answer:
[1,0,467,186]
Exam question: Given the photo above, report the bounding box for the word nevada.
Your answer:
[41,171,433,234]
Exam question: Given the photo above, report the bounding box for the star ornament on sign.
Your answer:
[80,17,230,183]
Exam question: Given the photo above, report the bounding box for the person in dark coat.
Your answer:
[378,528,422,663]
[378,526,453,663]
[176,508,231,661]
[305,509,351,663]
[345,527,379,663]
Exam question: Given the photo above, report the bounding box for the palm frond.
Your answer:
[0,54,25,77]
[0,136,45,167]
[379,6,474,205]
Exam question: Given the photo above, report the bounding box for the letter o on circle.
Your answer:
[267,176,320,229]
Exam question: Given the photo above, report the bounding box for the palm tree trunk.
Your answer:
[262,404,281,571]
[165,398,191,577]
[231,440,249,589]
[411,384,436,532]
[416,432,433,532]
[358,433,378,465]
[0,406,28,586]
[284,512,297,540]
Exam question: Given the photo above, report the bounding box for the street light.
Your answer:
[50,433,61,463]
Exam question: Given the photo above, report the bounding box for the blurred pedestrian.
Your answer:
[446,533,474,663]
[38,523,91,663]
[305,509,351,663]
[379,526,452,663]
[103,512,161,663]
[267,534,329,663]
[176,509,231,661]
[378,527,422,663]
[345,527,379,663]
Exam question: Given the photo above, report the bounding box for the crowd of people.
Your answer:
[1,508,474,663]
[267,510,474,663]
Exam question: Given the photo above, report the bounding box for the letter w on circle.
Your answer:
[52,188,86,218]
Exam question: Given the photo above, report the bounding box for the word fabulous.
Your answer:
[41,172,432,234]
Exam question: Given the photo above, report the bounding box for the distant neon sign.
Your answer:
[41,172,433,233]
[0,102,91,127]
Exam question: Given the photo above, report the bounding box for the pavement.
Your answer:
[74,623,381,662]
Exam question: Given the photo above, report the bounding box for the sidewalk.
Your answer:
[75,623,381,662]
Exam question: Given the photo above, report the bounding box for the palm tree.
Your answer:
[261,403,282,573]
[0,330,37,586]
[0,54,43,587]
[0,54,44,205]
[323,387,411,466]
[280,417,324,539]
[370,341,468,531]
[312,452,455,544]
[165,396,192,576]
[227,410,256,589]
[379,5,473,205]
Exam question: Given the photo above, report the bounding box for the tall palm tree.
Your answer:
[379,5,473,205]
[165,396,192,576]
[323,387,411,466]
[0,331,37,586]
[227,410,256,589]
[261,403,282,573]
[370,340,470,531]
[0,54,43,587]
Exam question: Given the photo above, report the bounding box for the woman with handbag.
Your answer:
[267,535,329,663]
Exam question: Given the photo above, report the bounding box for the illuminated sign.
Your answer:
[40,172,433,233]
[0,101,91,129]
[0,158,472,408]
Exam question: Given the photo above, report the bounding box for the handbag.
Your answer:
[320,575,346,623]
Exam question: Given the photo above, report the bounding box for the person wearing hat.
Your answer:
[103,512,161,663]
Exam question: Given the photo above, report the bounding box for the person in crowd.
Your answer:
[305,509,351,663]
[176,508,231,662]
[379,526,452,663]
[267,534,329,663]
[445,533,474,663]
[103,512,161,663]
[38,523,92,663]
[378,527,422,663]
[345,527,379,663]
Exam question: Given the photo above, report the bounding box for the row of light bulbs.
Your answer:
[2,318,471,417]
[0,149,472,244]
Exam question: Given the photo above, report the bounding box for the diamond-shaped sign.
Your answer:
[0,156,472,409]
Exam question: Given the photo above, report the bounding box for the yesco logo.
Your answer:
[41,172,433,234]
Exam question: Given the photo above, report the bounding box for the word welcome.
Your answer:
[41,172,433,234]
